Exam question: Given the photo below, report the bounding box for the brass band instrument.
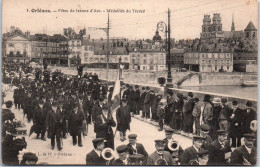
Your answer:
[250,120,257,132]
[168,139,179,152]
[101,148,115,165]
[155,154,168,165]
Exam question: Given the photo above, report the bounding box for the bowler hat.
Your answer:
[188,92,193,98]
[154,139,166,145]
[200,124,210,132]
[221,98,228,104]
[5,101,13,108]
[246,101,253,107]
[217,130,227,136]
[164,126,174,133]
[203,94,211,102]
[193,135,206,141]
[232,100,238,106]
[243,133,255,139]
[92,138,106,144]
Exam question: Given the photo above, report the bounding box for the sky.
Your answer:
[2,0,258,40]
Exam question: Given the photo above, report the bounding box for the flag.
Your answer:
[111,71,121,112]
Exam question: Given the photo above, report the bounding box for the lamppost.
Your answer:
[157,9,173,88]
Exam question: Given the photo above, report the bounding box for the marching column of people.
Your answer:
[2,61,257,165]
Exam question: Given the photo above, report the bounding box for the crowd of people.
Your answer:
[1,61,257,165]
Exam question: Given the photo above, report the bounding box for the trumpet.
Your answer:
[101,148,115,163]
[168,140,179,152]
[250,120,257,132]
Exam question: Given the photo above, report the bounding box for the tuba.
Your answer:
[101,148,115,162]
[250,120,257,132]
[155,156,168,165]
[168,140,179,152]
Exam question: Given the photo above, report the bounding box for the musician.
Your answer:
[95,104,116,149]
[112,145,129,165]
[86,138,107,165]
[200,124,212,149]
[208,130,231,165]
[127,134,148,164]
[116,98,131,142]
[180,135,206,165]
[147,140,175,165]
[230,133,256,165]
[189,149,209,165]
[163,127,184,159]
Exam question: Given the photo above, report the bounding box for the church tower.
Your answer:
[200,14,211,43]
[231,13,235,33]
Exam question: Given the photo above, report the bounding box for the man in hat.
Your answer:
[151,93,163,122]
[86,138,107,165]
[140,87,147,118]
[189,149,209,165]
[92,96,105,131]
[112,145,130,165]
[143,88,153,119]
[57,99,69,139]
[133,85,140,115]
[147,140,175,165]
[212,97,222,139]
[165,90,174,126]
[172,92,184,133]
[183,92,195,136]
[180,135,205,165]
[84,91,94,124]
[242,101,257,134]
[157,101,165,131]
[202,94,213,135]
[229,100,243,148]
[45,101,63,150]
[230,133,256,165]
[2,101,15,123]
[163,126,184,159]
[200,124,212,149]
[128,86,135,116]
[127,134,148,163]
[116,98,131,142]
[33,101,47,140]
[68,102,84,147]
[219,98,232,132]
[95,104,116,149]
[207,130,231,165]
[192,97,200,135]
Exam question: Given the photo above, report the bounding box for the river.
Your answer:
[180,85,258,101]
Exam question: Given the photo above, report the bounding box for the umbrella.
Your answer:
[29,124,37,137]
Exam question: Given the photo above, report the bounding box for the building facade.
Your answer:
[129,51,166,71]
[184,52,233,72]
[4,34,31,62]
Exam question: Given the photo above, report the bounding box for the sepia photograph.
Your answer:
[1,0,258,165]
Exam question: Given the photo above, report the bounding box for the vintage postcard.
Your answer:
[1,0,258,165]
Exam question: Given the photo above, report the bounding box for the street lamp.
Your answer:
[157,17,173,88]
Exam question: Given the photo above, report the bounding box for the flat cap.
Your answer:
[135,85,139,88]
[142,87,145,90]
[217,130,227,135]
[154,139,166,144]
[200,124,210,132]
[243,133,255,139]
[164,126,174,133]
[116,145,128,154]
[221,98,228,103]
[92,138,106,144]
[146,86,150,90]
[197,149,209,156]
[128,134,137,140]
[5,101,13,107]
[128,154,144,161]
[193,135,206,140]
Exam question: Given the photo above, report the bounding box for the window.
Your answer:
[226,54,230,58]
[209,60,211,63]
[8,43,14,47]
[253,32,256,38]
[246,32,250,38]
[227,66,229,70]
[143,59,147,64]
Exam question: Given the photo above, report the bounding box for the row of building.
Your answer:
[2,13,258,73]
